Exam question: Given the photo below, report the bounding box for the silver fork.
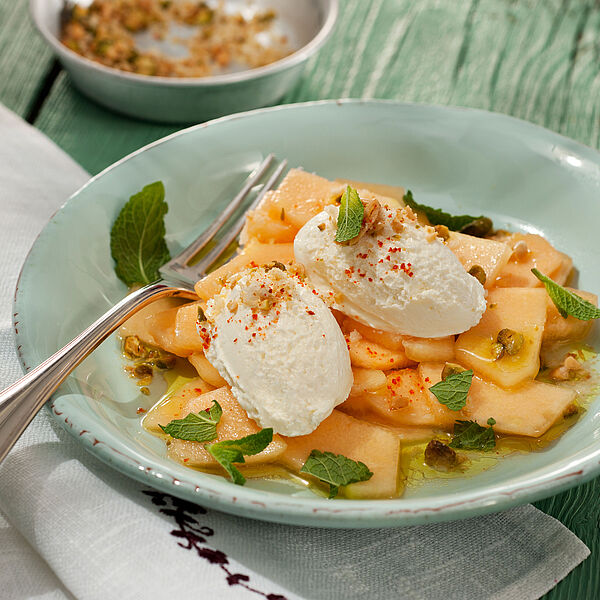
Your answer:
[0,154,288,463]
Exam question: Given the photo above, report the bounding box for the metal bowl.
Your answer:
[30,0,338,123]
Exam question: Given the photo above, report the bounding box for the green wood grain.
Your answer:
[0,0,54,117]
[0,0,599,597]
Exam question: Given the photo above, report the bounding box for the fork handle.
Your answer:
[0,282,196,463]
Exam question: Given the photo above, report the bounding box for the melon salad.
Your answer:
[120,169,599,499]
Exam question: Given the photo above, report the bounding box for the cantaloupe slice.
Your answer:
[279,410,402,499]
[350,367,387,396]
[194,242,294,301]
[147,386,287,467]
[402,336,455,363]
[348,365,456,429]
[188,352,227,387]
[143,377,215,431]
[240,205,297,244]
[464,375,576,437]
[446,232,512,288]
[240,169,344,244]
[335,179,406,209]
[120,298,186,349]
[495,233,572,288]
[345,330,413,370]
[455,288,547,388]
[543,289,598,342]
[342,317,405,351]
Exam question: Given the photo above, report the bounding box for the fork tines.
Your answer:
[160,154,288,285]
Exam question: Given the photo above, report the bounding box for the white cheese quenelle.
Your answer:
[202,264,352,436]
[294,203,486,338]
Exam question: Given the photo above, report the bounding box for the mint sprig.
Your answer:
[160,400,222,442]
[403,190,492,236]
[335,186,364,243]
[206,428,273,485]
[449,418,496,451]
[532,268,600,321]
[300,450,373,498]
[110,181,171,286]
[429,370,473,411]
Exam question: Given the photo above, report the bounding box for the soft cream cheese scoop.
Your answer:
[293,203,486,337]
[202,264,352,436]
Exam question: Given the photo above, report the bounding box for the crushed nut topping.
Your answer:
[434,224,450,242]
[492,328,524,360]
[424,440,459,472]
[338,197,382,246]
[468,264,487,286]
[441,362,467,381]
[549,354,589,381]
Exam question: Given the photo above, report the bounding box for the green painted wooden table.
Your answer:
[1,0,599,597]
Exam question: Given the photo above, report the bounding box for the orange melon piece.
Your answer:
[279,410,402,499]
[495,233,572,288]
[188,352,227,387]
[241,169,343,241]
[342,317,405,351]
[402,336,455,363]
[143,377,215,431]
[122,302,200,357]
[455,288,547,388]
[335,179,406,208]
[446,232,512,288]
[345,330,413,370]
[240,205,297,244]
[120,298,186,348]
[543,289,598,342]
[350,367,387,396]
[194,242,294,301]
[150,386,287,467]
[350,365,455,429]
[464,375,576,437]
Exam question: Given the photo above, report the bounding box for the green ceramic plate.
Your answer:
[13,100,600,527]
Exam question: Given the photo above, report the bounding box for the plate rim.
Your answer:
[13,99,600,528]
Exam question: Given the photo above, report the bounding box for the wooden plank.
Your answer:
[0,0,55,118]
[535,477,600,600]
[34,72,178,175]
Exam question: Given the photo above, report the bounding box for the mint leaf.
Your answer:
[205,428,273,485]
[159,400,222,442]
[449,418,496,451]
[403,190,492,236]
[335,186,364,243]
[110,181,170,286]
[532,268,600,321]
[300,450,373,498]
[429,370,473,411]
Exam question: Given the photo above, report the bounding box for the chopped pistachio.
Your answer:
[460,217,493,238]
[123,335,148,359]
[424,440,459,472]
[434,224,450,241]
[258,298,273,311]
[133,364,153,378]
[264,261,286,272]
[497,328,524,356]
[441,362,467,381]
[491,342,505,360]
[468,264,487,286]
[197,306,207,322]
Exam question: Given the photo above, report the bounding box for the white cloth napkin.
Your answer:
[0,102,590,600]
